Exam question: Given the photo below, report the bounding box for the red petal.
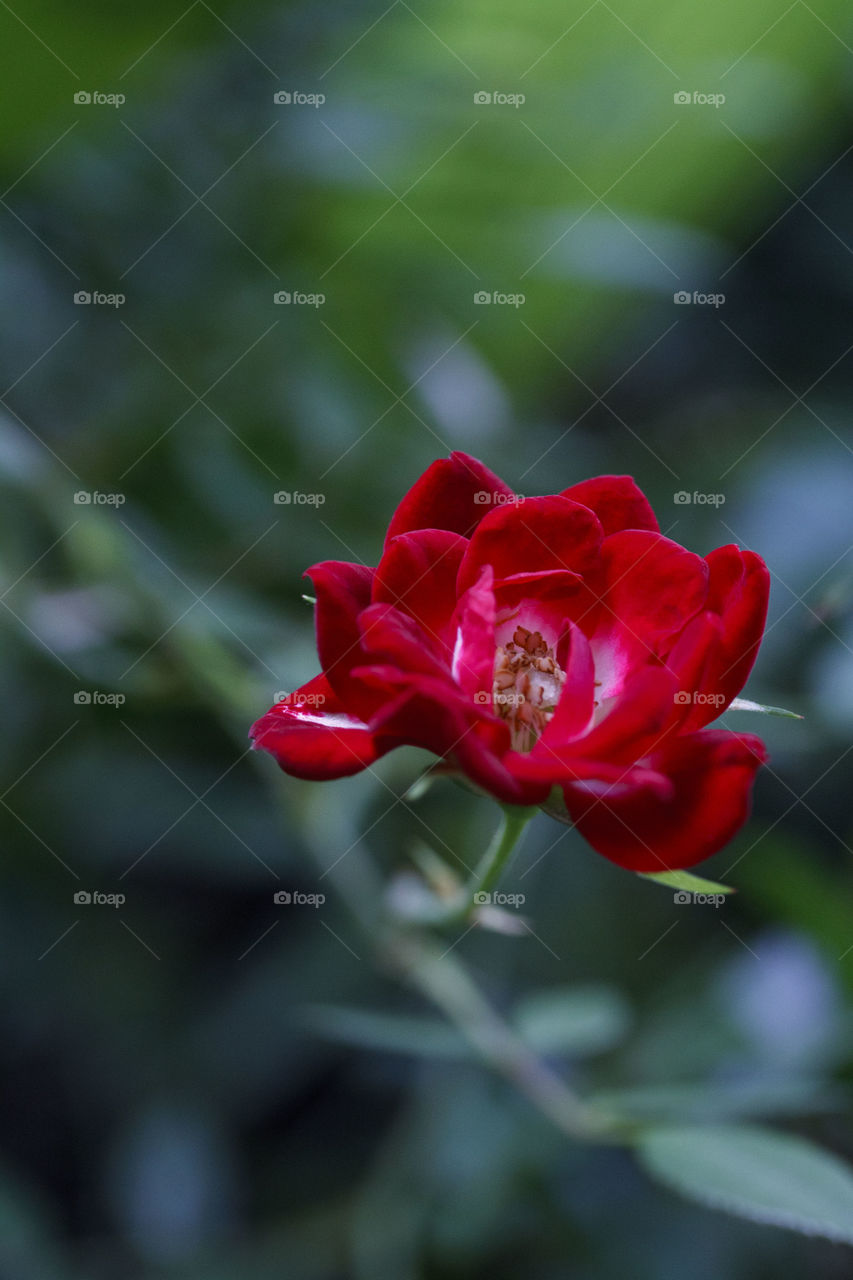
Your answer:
[561,475,659,536]
[587,531,708,696]
[526,666,678,774]
[537,620,596,744]
[250,674,384,780]
[700,545,770,720]
[359,668,548,805]
[305,560,374,709]
[663,610,725,732]
[457,495,603,597]
[358,602,448,677]
[384,451,514,546]
[451,566,497,699]
[563,730,768,872]
[372,529,467,650]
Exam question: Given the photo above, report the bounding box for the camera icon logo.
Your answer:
[673,290,691,304]
[74,890,92,904]
[473,690,491,704]
[473,891,491,905]
[273,890,292,904]
[273,91,292,104]
[73,491,92,504]
[673,91,691,105]
[73,691,92,704]
[673,490,691,504]
[473,290,491,304]
[673,890,692,904]
[473,491,492,505]
[74,291,92,305]
[273,491,292,504]
[673,690,692,705]
[74,91,92,105]
[473,91,492,104]
[273,291,292,304]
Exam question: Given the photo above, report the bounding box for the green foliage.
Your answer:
[636,1125,853,1245]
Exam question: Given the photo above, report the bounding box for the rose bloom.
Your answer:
[251,454,769,871]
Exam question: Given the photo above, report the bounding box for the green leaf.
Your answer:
[513,985,631,1057]
[593,1078,844,1123]
[729,697,803,719]
[640,870,734,895]
[636,1124,853,1244]
[301,1005,470,1059]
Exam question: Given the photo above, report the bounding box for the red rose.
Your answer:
[251,453,769,872]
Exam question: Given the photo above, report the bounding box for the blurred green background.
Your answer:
[2,0,853,1275]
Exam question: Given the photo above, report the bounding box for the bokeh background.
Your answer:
[2,0,853,1276]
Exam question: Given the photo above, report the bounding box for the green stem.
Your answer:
[390,930,620,1144]
[467,804,537,898]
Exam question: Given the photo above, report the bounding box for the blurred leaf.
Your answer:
[640,870,734,895]
[301,1004,470,1059]
[512,985,631,1057]
[636,1124,853,1245]
[594,1076,845,1123]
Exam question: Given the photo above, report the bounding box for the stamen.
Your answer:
[491,627,566,752]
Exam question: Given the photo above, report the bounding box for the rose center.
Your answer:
[492,626,566,753]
